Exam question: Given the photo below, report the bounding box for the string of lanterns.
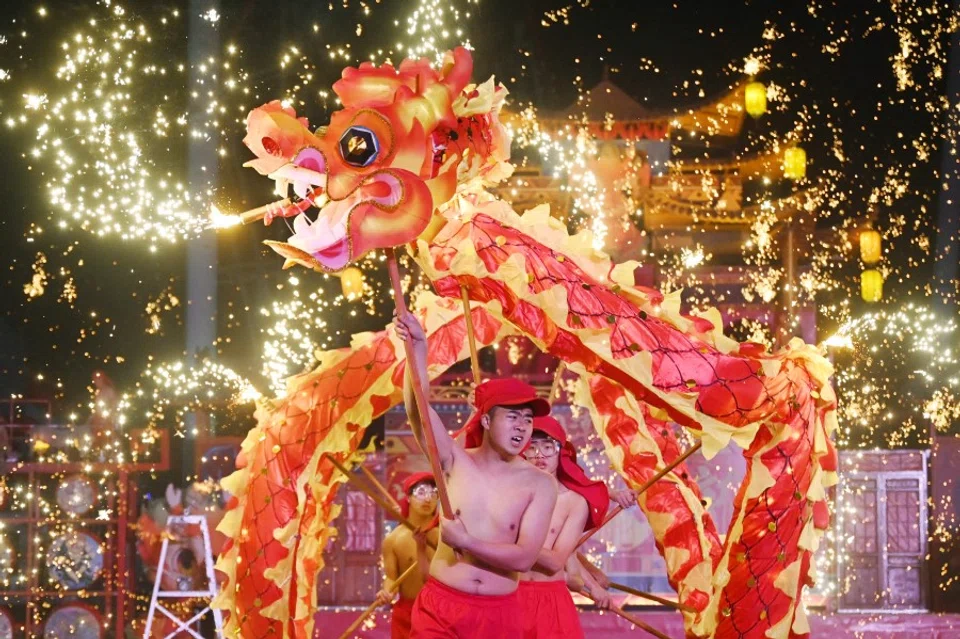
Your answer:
[859,225,884,302]
[747,81,883,304]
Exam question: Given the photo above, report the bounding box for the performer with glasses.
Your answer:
[518,415,637,638]
[375,472,441,638]
[395,309,558,638]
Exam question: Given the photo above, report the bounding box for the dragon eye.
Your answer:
[338,126,379,167]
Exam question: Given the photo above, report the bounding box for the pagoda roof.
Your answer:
[560,78,653,121]
[543,76,750,138]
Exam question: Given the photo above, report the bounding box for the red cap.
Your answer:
[398,471,436,519]
[453,378,551,449]
[530,415,609,531]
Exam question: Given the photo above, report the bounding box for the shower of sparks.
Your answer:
[260,261,384,395]
[657,244,714,295]
[396,0,478,62]
[143,287,180,335]
[261,275,334,395]
[828,303,959,448]
[23,252,48,298]
[120,358,261,439]
[5,3,250,249]
[208,204,242,229]
[507,105,611,249]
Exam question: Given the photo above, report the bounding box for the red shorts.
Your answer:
[392,596,415,639]
[517,580,584,639]
[410,578,523,638]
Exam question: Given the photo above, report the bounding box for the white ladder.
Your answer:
[143,515,224,639]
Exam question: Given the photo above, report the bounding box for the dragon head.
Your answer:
[242,47,511,272]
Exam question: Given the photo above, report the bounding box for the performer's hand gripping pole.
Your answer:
[606,580,697,614]
[337,562,418,639]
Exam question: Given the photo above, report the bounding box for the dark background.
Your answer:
[0,0,952,420]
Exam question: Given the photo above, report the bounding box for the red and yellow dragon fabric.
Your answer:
[214,48,838,639]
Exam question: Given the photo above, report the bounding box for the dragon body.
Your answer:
[215,48,838,639]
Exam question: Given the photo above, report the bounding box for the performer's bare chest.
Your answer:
[445,460,530,541]
[543,489,578,548]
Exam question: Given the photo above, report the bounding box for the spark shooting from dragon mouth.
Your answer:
[208,204,241,229]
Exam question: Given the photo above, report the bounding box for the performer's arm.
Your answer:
[576,552,610,589]
[564,554,585,591]
[395,309,456,470]
[566,554,612,610]
[532,498,588,574]
[375,534,399,606]
[441,473,558,572]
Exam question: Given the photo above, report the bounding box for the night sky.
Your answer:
[0,0,953,421]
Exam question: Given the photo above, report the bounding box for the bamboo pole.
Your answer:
[577,440,703,547]
[337,562,418,639]
[575,589,672,639]
[358,464,403,513]
[608,581,697,614]
[574,552,694,613]
[387,248,454,519]
[548,361,566,402]
[326,455,437,547]
[610,606,673,639]
[459,286,482,386]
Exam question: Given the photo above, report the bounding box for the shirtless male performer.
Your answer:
[394,309,558,638]
[521,415,640,637]
[375,472,441,638]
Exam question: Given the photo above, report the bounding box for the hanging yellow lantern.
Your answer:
[340,266,365,300]
[860,269,883,303]
[744,81,767,118]
[859,228,882,264]
[783,147,807,180]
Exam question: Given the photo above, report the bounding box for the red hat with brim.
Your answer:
[453,378,551,449]
[398,471,436,519]
[531,415,609,532]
